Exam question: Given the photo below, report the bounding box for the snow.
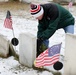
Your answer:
[0,3,76,75]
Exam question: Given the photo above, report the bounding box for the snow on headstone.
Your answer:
[19,33,37,67]
[64,33,76,75]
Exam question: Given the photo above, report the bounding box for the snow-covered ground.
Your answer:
[0,2,76,75]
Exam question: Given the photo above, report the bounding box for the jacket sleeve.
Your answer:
[37,21,45,39]
[37,18,59,40]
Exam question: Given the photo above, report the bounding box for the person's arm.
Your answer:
[37,20,45,39]
[37,18,59,40]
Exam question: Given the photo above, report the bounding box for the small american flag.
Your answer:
[68,2,73,8]
[4,10,13,29]
[34,43,62,67]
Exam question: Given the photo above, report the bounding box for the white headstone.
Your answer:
[64,33,76,75]
[0,35,9,57]
[19,33,37,67]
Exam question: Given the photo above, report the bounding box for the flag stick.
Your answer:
[12,28,16,50]
[12,28,15,38]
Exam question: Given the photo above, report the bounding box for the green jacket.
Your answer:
[37,3,75,40]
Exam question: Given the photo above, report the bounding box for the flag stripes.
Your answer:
[4,18,13,29]
[36,54,60,63]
